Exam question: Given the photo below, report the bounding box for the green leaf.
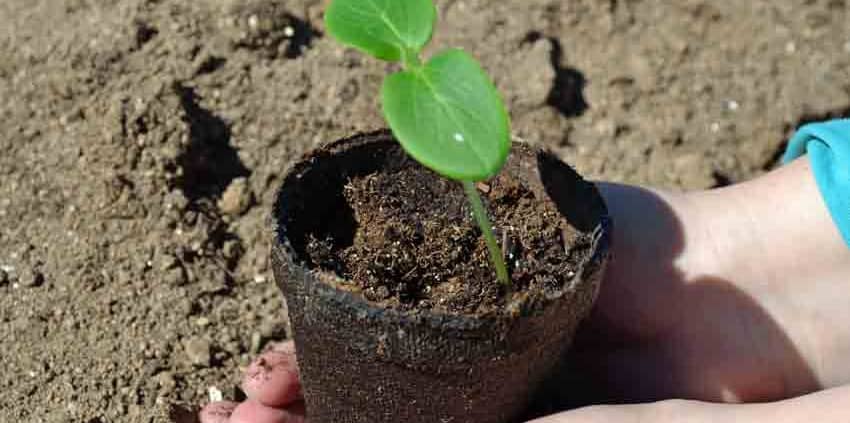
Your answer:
[381,49,511,181]
[325,0,436,62]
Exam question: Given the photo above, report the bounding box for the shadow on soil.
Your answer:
[524,32,589,118]
[173,83,250,202]
[132,19,158,51]
[525,185,819,419]
[281,14,320,59]
[231,2,321,60]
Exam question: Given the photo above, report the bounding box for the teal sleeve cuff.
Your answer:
[782,119,850,247]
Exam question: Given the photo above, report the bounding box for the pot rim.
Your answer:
[272,129,612,326]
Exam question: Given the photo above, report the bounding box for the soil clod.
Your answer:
[184,338,213,368]
[19,267,44,288]
[218,177,255,216]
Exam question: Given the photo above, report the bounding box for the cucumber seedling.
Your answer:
[325,0,512,287]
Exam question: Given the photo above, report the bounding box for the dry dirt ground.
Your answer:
[1,0,848,421]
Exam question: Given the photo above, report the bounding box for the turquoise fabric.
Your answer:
[782,119,850,247]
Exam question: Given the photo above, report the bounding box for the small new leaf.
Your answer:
[325,0,436,62]
[382,49,511,181]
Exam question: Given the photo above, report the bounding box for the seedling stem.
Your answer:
[462,181,511,288]
[402,49,422,69]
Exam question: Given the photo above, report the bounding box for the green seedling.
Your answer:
[326,0,512,287]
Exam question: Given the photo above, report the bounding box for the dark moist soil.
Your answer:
[304,157,588,316]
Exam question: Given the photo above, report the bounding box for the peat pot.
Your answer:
[271,130,611,423]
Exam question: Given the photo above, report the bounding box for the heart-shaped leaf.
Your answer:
[325,0,436,62]
[381,49,511,181]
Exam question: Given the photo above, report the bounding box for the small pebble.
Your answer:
[785,41,796,54]
[159,254,180,271]
[222,240,240,260]
[184,337,212,367]
[218,177,254,216]
[19,267,44,287]
[156,371,176,394]
[208,386,224,402]
[250,332,263,354]
[259,319,287,339]
[165,189,189,211]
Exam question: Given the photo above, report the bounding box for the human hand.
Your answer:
[200,157,850,422]
[567,158,850,406]
[199,341,305,423]
[526,157,850,421]
[528,385,850,422]
[198,339,850,423]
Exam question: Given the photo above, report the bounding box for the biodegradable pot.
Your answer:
[271,130,611,423]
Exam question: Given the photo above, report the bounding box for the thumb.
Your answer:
[526,400,745,423]
[528,403,663,423]
[529,386,850,422]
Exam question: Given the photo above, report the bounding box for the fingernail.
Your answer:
[198,401,238,423]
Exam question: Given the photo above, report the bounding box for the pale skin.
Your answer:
[200,156,850,423]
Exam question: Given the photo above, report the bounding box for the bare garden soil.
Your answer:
[1,0,848,421]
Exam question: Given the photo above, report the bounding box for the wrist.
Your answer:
[593,183,718,338]
[684,157,850,396]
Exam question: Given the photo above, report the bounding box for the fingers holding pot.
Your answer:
[242,341,303,408]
